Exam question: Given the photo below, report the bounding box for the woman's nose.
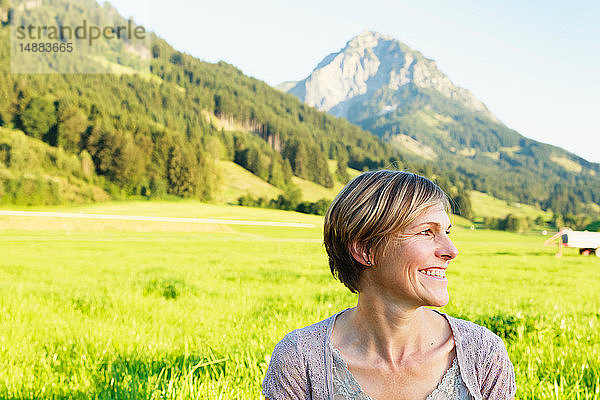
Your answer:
[437,235,459,261]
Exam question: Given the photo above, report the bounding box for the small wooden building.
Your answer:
[544,228,600,257]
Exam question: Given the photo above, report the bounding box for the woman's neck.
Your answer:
[338,294,441,367]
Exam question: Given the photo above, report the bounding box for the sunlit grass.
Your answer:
[470,190,552,220]
[0,202,598,399]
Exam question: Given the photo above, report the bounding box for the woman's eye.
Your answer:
[419,229,433,236]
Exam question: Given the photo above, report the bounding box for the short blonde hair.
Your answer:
[323,170,450,293]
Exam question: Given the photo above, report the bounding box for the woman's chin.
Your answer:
[426,292,449,308]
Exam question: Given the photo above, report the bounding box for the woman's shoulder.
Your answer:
[441,312,516,399]
[263,312,340,399]
[444,313,510,368]
[267,310,341,366]
[432,311,507,367]
[444,313,506,352]
[276,312,337,351]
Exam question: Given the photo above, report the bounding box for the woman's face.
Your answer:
[366,203,459,308]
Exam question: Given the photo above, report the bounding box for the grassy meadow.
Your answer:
[0,201,599,399]
[469,191,553,220]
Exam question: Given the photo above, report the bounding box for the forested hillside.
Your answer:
[357,84,600,217]
[0,127,108,204]
[0,0,480,211]
[0,0,396,202]
[0,0,597,226]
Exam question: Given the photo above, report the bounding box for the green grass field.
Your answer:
[0,201,599,399]
[470,191,552,220]
[208,159,363,204]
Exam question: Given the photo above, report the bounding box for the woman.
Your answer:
[263,170,516,400]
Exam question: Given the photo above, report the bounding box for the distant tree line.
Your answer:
[237,188,330,216]
[482,213,597,232]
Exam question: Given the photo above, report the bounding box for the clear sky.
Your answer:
[106,0,600,163]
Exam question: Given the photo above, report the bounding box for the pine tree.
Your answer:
[19,97,57,141]
[167,145,198,197]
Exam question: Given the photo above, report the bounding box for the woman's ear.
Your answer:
[349,241,372,266]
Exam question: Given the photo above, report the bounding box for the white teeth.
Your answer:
[421,269,446,278]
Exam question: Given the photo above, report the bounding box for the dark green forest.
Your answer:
[0,0,598,227]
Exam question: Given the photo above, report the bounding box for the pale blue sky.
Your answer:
[106,0,600,163]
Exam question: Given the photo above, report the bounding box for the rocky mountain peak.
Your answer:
[287,31,495,121]
[346,30,393,49]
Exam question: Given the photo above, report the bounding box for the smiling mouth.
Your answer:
[418,268,447,280]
